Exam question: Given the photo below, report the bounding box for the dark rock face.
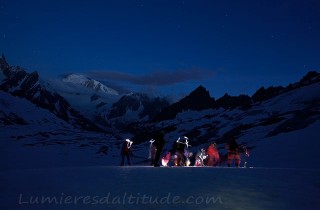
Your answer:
[108,93,169,120]
[252,86,285,103]
[91,94,101,102]
[215,94,252,110]
[299,71,320,85]
[0,111,28,125]
[0,54,102,132]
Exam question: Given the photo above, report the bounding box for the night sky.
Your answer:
[1,0,319,98]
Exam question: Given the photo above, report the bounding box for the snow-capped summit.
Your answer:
[62,74,119,95]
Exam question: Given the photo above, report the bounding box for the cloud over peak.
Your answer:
[87,68,214,86]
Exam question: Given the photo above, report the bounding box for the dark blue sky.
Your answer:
[1,0,319,98]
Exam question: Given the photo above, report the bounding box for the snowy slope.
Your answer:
[249,121,320,169]
[0,91,122,170]
[0,91,70,126]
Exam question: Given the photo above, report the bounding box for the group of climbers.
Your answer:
[119,133,249,167]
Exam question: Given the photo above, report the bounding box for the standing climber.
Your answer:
[120,139,133,166]
[152,132,166,167]
[207,142,220,166]
[226,136,240,167]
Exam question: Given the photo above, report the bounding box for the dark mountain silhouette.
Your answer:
[252,71,320,103]
[153,85,215,121]
[153,71,320,122]
[214,94,252,110]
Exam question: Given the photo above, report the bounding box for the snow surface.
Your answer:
[249,121,320,169]
[0,167,319,210]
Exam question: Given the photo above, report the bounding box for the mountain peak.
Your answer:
[153,85,215,121]
[62,74,119,95]
[180,85,215,109]
[0,54,9,72]
[1,53,6,62]
[300,71,320,84]
[188,85,210,98]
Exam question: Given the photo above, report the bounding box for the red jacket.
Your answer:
[207,145,219,160]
